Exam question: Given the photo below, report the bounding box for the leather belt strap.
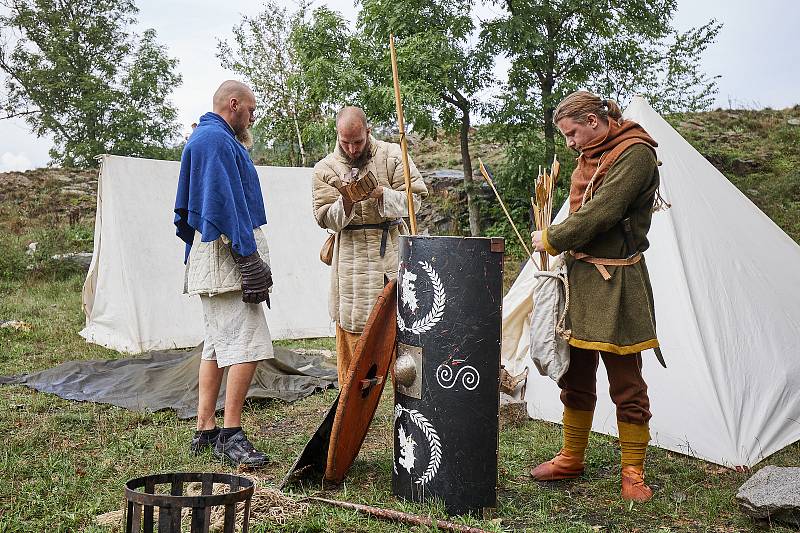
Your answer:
[570,251,642,281]
[342,219,402,257]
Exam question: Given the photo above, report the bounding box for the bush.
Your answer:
[0,235,29,282]
[0,222,94,282]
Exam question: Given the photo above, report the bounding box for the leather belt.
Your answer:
[570,249,666,368]
[570,251,642,281]
[343,219,402,257]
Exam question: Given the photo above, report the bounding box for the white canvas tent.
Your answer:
[81,155,335,354]
[502,97,800,467]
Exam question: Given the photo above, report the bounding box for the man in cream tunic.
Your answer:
[312,106,427,388]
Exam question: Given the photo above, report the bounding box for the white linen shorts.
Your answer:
[200,291,274,368]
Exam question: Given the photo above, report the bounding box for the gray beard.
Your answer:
[237,127,254,150]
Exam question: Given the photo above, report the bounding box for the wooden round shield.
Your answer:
[324,279,397,483]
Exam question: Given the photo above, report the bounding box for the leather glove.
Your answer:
[334,170,378,204]
[231,249,273,307]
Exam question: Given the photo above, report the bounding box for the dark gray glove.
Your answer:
[231,249,273,307]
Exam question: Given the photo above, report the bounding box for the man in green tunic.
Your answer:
[531,91,661,502]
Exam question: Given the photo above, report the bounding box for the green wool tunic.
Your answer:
[543,144,660,355]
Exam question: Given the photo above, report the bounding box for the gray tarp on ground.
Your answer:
[0,345,337,419]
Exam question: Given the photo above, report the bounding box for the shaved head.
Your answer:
[213,80,254,113]
[211,80,256,147]
[336,106,372,167]
[336,106,368,130]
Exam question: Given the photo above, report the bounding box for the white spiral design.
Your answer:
[435,364,481,391]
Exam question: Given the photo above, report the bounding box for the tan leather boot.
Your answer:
[621,465,653,502]
[530,449,585,480]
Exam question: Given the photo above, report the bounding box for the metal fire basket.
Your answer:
[124,472,254,533]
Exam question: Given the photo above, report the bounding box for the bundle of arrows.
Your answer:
[531,155,561,271]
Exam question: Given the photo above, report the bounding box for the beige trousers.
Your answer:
[200,291,273,368]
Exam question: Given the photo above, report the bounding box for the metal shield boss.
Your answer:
[393,235,504,516]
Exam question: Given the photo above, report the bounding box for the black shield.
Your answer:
[393,235,504,516]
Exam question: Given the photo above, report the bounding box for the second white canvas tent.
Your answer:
[502,97,800,467]
[81,155,334,354]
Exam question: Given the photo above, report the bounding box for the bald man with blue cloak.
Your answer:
[174,80,273,468]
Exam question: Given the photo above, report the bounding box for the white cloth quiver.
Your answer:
[529,253,571,382]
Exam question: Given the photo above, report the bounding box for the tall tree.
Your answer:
[357,0,492,236]
[218,2,352,166]
[0,0,182,167]
[289,5,358,159]
[217,1,305,166]
[482,0,721,165]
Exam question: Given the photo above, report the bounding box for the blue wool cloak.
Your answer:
[174,112,267,262]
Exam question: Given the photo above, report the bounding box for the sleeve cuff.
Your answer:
[379,187,422,218]
[323,196,356,231]
[542,227,559,256]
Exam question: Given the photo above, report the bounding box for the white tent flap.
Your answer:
[81,155,334,354]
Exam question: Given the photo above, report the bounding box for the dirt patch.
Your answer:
[260,417,300,438]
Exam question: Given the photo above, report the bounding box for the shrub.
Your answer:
[0,222,94,282]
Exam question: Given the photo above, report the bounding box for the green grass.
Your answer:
[2,241,798,532]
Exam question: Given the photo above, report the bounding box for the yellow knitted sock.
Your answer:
[562,407,594,457]
[618,421,650,467]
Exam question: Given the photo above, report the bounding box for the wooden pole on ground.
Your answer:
[389,34,417,235]
[308,497,492,533]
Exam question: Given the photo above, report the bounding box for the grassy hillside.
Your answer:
[2,105,797,246]
[667,106,800,242]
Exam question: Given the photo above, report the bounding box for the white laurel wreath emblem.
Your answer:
[436,363,481,391]
[397,261,446,334]
[394,404,442,485]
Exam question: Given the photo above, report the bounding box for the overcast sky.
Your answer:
[1,0,798,171]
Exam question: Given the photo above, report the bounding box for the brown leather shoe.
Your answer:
[530,449,585,480]
[621,465,653,502]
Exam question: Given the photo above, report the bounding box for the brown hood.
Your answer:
[569,120,657,212]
